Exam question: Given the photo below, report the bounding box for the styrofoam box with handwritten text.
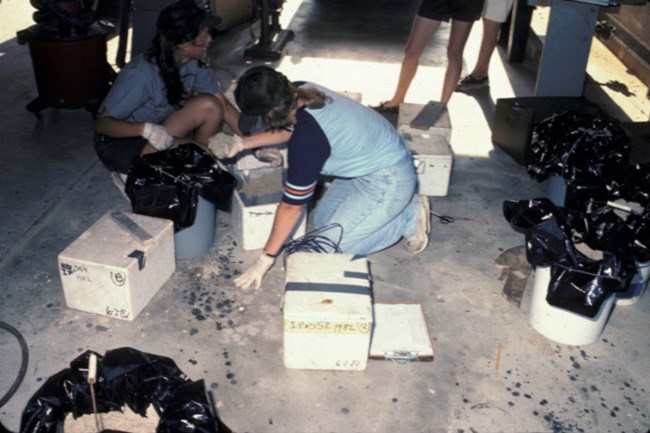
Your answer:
[231,168,306,251]
[58,211,175,321]
[399,125,453,197]
[283,252,373,370]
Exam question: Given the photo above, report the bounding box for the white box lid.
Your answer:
[59,211,172,268]
[399,125,451,156]
[284,252,372,319]
[369,303,434,362]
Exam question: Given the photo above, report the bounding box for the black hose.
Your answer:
[0,321,29,408]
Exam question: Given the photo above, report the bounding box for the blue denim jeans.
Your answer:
[312,153,420,255]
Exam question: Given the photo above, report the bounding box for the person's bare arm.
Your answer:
[96,109,146,138]
[96,108,170,154]
[263,202,304,256]
[242,129,292,151]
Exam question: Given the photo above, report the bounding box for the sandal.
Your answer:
[370,102,399,114]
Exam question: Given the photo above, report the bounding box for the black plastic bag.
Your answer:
[525,216,579,269]
[503,198,583,267]
[546,254,623,318]
[503,198,631,317]
[125,144,236,231]
[20,347,231,433]
[527,111,630,184]
[565,161,650,212]
[503,197,559,234]
[628,213,650,263]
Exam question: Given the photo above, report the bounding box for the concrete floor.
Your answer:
[1,0,649,432]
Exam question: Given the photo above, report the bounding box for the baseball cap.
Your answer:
[157,0,222,44]
[234,66,290,116]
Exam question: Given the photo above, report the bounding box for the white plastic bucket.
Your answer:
[174,195,216,260]
[616,260,650,306]
[529,266,615,346]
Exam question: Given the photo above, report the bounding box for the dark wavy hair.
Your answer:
[145,30,200,108]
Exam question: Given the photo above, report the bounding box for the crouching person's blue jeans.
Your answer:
[312,153,420,255]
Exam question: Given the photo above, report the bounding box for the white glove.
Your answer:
[254,147,284,167]
[234,253,275,290]
[208,133,244,159]
[142,123,174,151]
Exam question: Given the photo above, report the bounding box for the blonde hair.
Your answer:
[263,85,332,130]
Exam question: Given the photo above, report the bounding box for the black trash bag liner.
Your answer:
[527,111,630,183]
[503,197,585,236]
[618,162,650,208]
[546,253,624,318]
[578,205,632,256]
[125,144,236,231]
[524,216,579,268]
[503,198,635,316]
[95,347,187,416]
[503,198,564,266]
[127,175,198,232]
[565,162,650,212]
[505,198,642,272]
[626,213,650,264]
[157,380,219,433]
[527,112,577,180]
[562,158,627,211]
[20,347,232,433]
[19,366,118,431]
[503,197,559,234]
[503,198,584,267]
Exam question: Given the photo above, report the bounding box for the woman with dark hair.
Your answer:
[216,66,431,290]
[94,0,241,175]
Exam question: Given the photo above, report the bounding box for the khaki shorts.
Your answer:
[482,0,514,23]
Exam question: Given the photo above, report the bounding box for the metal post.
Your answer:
[534,0,600,96]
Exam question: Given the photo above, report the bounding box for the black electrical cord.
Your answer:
[282,223,344,267]
[0,321,29,409]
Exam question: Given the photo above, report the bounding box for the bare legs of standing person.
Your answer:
[469,17,501,80]
[381,16,441,110]
[440,19,474,104]
[378,16,474,109]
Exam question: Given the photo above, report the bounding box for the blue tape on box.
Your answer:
[285,282,371,296]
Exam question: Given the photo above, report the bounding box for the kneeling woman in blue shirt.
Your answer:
[226,66,431,289]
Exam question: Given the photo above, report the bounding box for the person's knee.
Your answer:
[446,45,464,63]
[189,94,224,121]
[403,44,424,61]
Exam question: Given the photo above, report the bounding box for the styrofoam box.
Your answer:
[399,125,453,196]
[235,146,288,172]
[231,168,306,251]
[58,211,175,321]
[337,90,362,103]
[283,252,373,370]
[398,102,452,140]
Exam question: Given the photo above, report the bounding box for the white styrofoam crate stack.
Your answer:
[231,168,306,251]
[398,102,452,140]
[283,252,373,370]
[58,211,175,321]
[399,125,453,197]
[397,102,453,197]
[235,146,288,172]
